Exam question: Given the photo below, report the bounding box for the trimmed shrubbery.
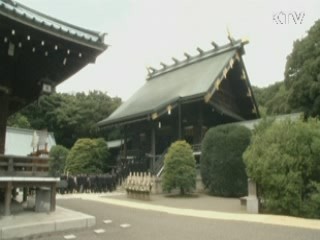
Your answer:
[201,124,251,197]
[243,119,320,218]
[66,138,110,174]
[162,140,196,195]
[49,145,69,176]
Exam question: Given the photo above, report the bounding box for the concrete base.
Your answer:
[246,196,259,214]
[0,206,95,240]
[35,187,51,212]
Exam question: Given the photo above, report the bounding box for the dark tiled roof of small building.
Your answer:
[0,0,107,50]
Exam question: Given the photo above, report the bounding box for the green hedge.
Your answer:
[49,145,69,176]
[243,119,320,218]
[201,124,251,197]
[162,140,196,195]
[66,138,110,174]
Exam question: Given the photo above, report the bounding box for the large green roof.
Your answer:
[98,40,247,127]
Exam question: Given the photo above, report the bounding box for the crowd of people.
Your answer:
[57,172,124,194]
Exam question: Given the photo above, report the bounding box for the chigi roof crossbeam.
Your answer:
[146,38,248,80]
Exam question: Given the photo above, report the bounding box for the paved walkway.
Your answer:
[61,192,320,231]
[0,206,95,240]
[2,192,320,239]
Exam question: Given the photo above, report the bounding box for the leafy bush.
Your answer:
[7,112,31,129]
[162,140,196,195]
[49,145,69,176]
[201,124,251,197]
[66,138,110,174]
[243,119,320,218]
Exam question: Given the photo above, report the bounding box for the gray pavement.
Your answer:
[71,192,320,230]
[2,192,320,240]
[44,196,320,240]
[0,206,95,240]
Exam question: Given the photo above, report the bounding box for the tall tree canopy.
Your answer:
[7,112,31,129]
[252,82,291,116]
[8,91,121,148]
[284,19,320,117]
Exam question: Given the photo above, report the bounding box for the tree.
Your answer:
[243,119,320,218]
[49,145,69,176]
[162,140,196,195]
[7,112,31,129]
[285,19,320,117]
[252,82,291,116]
[201,124,251,197]
[65,138,110,174]
[19,91,122,148]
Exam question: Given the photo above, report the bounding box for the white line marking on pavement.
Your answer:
[103,219,113,224]
[64,234,76,239]
[94,229,106,234]
[120,223,131,228]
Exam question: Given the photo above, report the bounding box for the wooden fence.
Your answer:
[0,154,50,177]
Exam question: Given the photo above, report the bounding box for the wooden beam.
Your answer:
[23,187,28,202]
[198,103,204,142]
[50,182,56,212]
[123,126,127,162]
[4,181,12,216]
[178,102,182,139]
[210,101,245,121]
[151,123,156,171]
[0,93,9,154]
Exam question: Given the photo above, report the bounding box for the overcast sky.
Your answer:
[19,0,320,100]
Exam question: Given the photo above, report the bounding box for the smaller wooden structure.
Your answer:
[0,154,58,215]
[0,0,107,216]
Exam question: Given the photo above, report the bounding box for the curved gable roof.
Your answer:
[98,41,245,127]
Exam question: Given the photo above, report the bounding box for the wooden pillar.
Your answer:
[123,126,127,158]
[195,103,204,144]
[178,102,182,140]
[151,123,156,172]
[23,187,28,202]
[4,181,12,216]
[123,126,128,168]
[50,183,56,212]
[0,93,9,154]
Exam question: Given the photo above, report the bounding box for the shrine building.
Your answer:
[98,38,259,175]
